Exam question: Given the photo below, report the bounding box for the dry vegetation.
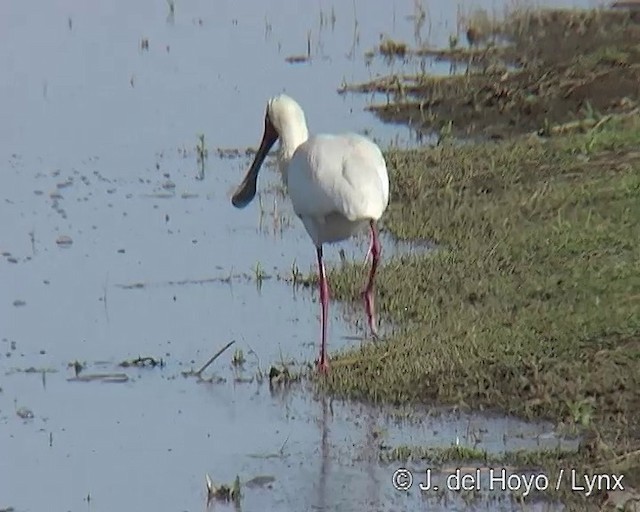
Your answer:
[343,8,640,141]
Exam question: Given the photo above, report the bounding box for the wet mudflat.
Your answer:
[1,368,578,511]
[0,0,609,511]
[347,6,640,140]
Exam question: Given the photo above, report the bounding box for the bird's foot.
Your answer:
[361,289,379,340]
[317,358,330,374]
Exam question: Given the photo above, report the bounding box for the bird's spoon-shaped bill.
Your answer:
[231,115,279,208]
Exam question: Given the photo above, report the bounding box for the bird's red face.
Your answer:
[231,110,279,209]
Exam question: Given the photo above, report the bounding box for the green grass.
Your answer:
[312,115,640,506]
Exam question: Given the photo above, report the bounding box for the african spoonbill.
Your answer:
[231,95,389,372]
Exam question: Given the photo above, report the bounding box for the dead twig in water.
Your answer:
[67,373,129,383]
[191,340,236,378]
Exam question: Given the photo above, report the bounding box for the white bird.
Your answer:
[232,94,389,372]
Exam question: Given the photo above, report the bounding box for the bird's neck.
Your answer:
[278,124,309,183]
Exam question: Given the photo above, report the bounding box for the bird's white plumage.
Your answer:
[267,95,390,247]
[233,94,388,370]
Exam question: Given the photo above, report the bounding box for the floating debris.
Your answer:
[379,37,408,57]
[215,146,257,159]
[119,356,165,368]
[142,193,174,199]
[16,407,34,420]
[244,475,276,489]
[285,54,309,64]
[67,373,129,383]
[20,367,56,374]
[268,365,300,386]
[56,235,73,247]
[68,360,85,376]
[118,282,146,290]
[56,179,73,189]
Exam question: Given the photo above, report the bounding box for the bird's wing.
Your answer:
[287,134,389,222]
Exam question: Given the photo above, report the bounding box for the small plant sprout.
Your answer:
[339,248,348,266]
[264,16,272,39]
[568,398,595,427]
[231,476,241,503]
[449,33,459,49]
[206,474,241,505]
[196,133,208,180]
[206,473,214,501]
[231,348,246,367]
[29,229,36,255]
[290,259,302,284]
[227,266,234,283]
[254,261,266,284]
[246,347,264,381]
[437,120,454,145]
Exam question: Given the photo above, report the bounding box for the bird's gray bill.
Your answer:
[232,116,278,208]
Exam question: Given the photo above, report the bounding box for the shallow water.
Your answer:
[1,0,595,510]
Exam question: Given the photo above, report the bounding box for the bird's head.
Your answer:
[265,95,306,140]
[232,94,306,209]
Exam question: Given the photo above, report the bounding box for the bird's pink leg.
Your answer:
[362,220,381,339]
[316,246,330,373]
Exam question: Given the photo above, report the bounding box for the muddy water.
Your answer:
[2,0,591,510]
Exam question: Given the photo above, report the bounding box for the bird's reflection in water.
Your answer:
[317,392,330,510]
[315,393,382,511]
[365,404,381,510]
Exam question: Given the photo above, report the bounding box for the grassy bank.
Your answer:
[316,113,640,507]
[311,6,640,508]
